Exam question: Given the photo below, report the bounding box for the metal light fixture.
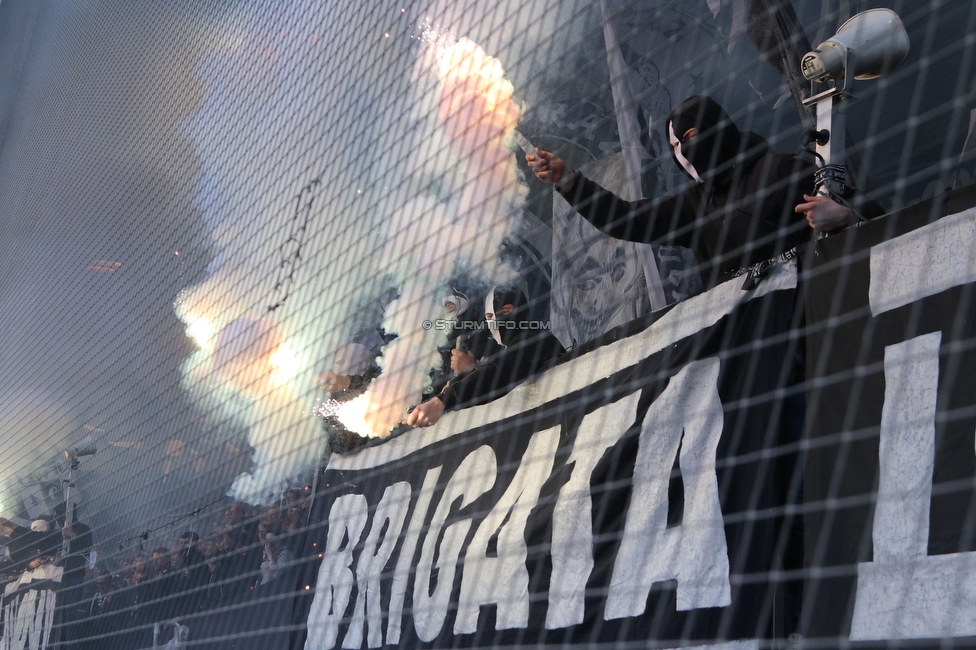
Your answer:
[64,438,97,461]
[61,435,96,556]
[801,9,910,197]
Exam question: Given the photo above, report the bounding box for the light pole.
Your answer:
[60,437,95,557]
[800,9,909,199]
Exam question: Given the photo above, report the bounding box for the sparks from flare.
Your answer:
[334,396,375,438]
[413,20,458,57]
[313,399,340,419]
[314,396,377,439]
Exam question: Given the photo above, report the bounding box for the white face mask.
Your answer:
[443,291,469,318]
[669,121,702,183]
[485,287,504,347]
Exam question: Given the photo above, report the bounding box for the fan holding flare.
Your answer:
[335,35,529,438]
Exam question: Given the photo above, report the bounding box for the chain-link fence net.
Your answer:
[0,0,974,648]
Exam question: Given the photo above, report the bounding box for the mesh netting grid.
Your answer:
[0,0,974,648]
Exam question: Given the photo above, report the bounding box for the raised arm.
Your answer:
[526,149,691,247]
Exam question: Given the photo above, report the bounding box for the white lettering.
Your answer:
[546,393,641,629]
[1,565,62,650]
[385,467,441,645]
[413,446,496,641]
[306,494,369,650]
[606,358,730,618]
[847,332,976,640]
[342,482,411,649]
[455,426,560,633]
[874,333,941,563]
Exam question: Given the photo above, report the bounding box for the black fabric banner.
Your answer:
[0,565,61,650]
[804,186,976,646]
[301,262,801,649]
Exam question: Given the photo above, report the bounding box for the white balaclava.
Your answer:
[669,121,703,183]
[443,290,470,318]
[485,286,504,347]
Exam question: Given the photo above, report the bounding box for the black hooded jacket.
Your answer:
[437,288,564,411]
[6,524,61,574]
[558,96,818,281]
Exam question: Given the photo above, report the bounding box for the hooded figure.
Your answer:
[484,285,531,348]
[0,518,60,575]
[330,343,373,378]
[317,329,394,395]
[434,286,565,412]
[422,288,502,403]
[443,289,470,318]
[667,96,747,185]
[549,95,879,283]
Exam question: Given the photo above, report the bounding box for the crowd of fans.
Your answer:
[0,490,316,649]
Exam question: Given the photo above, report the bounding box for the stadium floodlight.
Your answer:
[801,9,910,197]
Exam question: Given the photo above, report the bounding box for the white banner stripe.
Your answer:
[870,208,976,316]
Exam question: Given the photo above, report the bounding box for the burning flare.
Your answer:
[337,35,524,437]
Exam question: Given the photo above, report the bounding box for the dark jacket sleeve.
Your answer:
[556,175,696,247]
[439,333,565,411]
[62,524,93,587]
[6,527,35,570]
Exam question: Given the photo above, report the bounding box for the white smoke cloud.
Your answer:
[177,3,531,502]
[339,36,527,436]
[177,3,377,505]
[0,390,79,518]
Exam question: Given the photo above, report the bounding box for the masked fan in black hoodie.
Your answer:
[528,95,880,285]
[403,286,565,428]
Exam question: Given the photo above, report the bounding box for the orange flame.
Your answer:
[435,38,520,164]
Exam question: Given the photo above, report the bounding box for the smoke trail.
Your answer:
[176,0,529,501]
[175,3,377,505]
[337,36,526,437]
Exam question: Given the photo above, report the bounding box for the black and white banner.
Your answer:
[0,564,62,650]
[304,261,801,649]
[804,194,976,645]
